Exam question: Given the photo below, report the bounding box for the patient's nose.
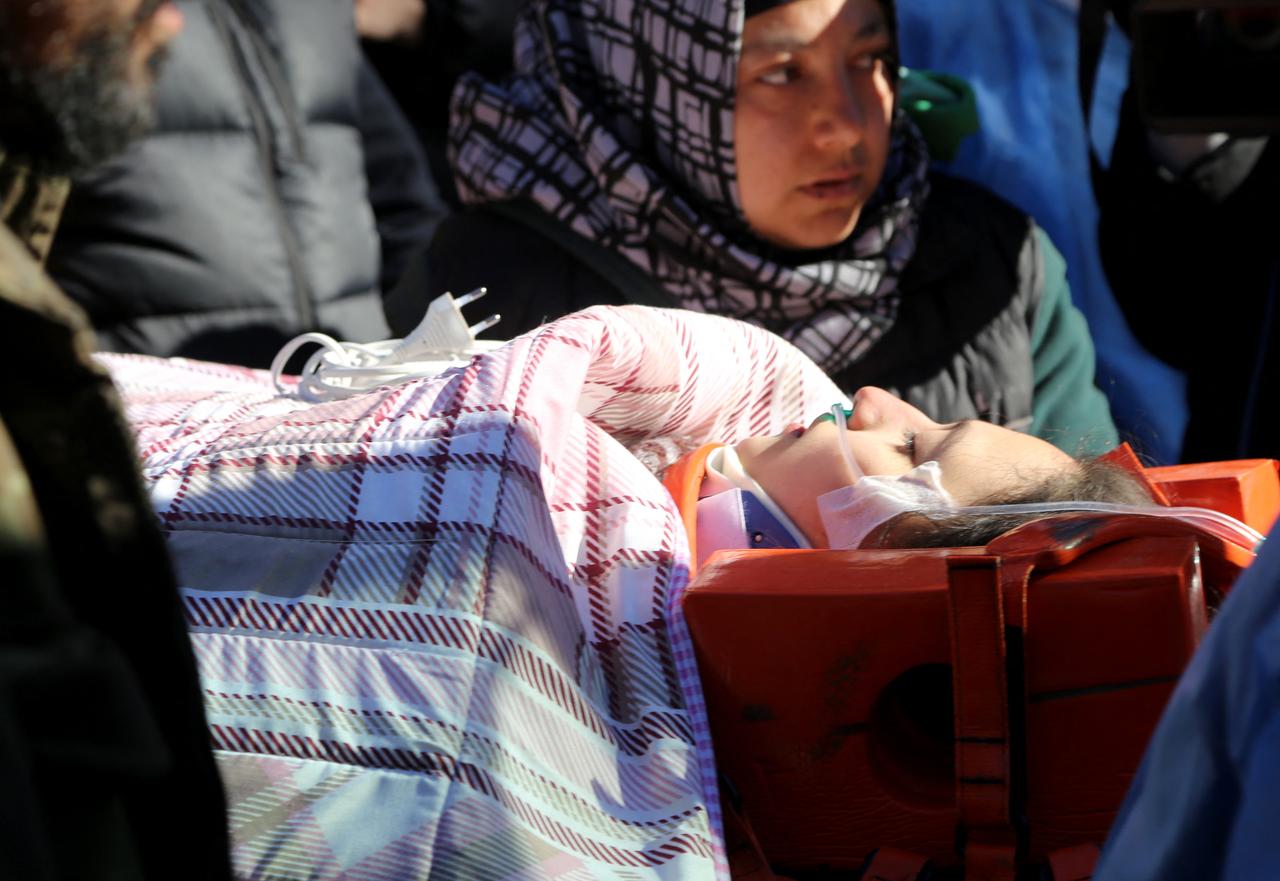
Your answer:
[849,386,933,432]
[847,386,894,429]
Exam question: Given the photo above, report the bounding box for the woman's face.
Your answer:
[734,0,895,251]
[734,387,1077,546]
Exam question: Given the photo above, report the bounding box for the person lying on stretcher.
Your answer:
[676,385,1157,566]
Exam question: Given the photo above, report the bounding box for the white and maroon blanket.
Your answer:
[104,305,842,881]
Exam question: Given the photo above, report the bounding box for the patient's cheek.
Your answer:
[759,473,841,545]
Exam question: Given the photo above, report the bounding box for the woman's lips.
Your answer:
[799,173,863,199]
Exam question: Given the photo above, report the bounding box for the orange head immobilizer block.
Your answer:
[674,448,1277,880]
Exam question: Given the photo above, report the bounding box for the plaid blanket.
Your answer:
[105,305,842,881]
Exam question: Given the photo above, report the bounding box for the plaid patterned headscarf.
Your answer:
[449,0,930,375]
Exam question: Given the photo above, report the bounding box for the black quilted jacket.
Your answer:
[47,0,444,367]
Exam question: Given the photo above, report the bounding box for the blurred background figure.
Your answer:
[895,0,1191,464]
[359,0,520,203]
[1094,0,1279,462]
[45,0,446,368]
[354,0,425,42]
[0,0,232,877]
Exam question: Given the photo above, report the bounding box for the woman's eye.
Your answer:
[759,65,800,86]
[849,51,890,73]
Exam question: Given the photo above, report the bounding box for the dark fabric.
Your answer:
[1098,88,1279,461]
[1,154,230,881]
[384,203,629,336]
[832,176,1040,428]
[390,174,1040,432]
[357,58,448,295]
[46,0,444,369]
[485,200,679,309]
[363,0,523,202]
[744,0,788,17]
[0,159,68,264]
[745,0,899,56]
[1077,0,1110,196]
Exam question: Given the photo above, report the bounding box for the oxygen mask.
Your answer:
[817,401,956,549]
[816,397,1262,553]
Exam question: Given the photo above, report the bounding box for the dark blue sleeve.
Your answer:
[1222,710,1280,880]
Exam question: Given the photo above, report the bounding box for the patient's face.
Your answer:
[734,386,1076,546]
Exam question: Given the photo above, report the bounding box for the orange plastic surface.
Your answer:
[1046,843,1100,881]
[685,548,962,868]
[1099,443,1171,505]
[670,452,1275,875]
[683,535,1203,872]
[662,443,720,576]
[1149,458,1280,536]
[861,847,931,881]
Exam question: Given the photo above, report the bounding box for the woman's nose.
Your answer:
[811,72,866,151]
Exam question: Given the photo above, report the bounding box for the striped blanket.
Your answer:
[104,305,841,881]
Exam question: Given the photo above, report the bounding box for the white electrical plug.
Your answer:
[270,288,503,402]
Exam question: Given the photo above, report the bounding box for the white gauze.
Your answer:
[816,460,954,549]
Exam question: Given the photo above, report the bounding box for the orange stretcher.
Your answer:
[668,448,1279,881]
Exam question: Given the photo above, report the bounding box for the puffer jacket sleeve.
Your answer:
[1029,227,1119,456]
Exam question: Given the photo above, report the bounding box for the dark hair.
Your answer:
[743,0,901,79]
[866,456,1156,549]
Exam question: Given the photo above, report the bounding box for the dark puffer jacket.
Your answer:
[47,0,444,368]
[386,174,1117,456]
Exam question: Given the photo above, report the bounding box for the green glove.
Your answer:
[899,67,981,161]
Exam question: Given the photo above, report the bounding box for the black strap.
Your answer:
[484,200,680,310]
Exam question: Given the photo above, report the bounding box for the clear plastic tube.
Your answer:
[831,402,863,480]
[933,500,1264,553]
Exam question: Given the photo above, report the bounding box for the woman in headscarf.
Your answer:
[385,0,1118,456]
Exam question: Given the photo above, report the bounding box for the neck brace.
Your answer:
[817,461,954,549]
[698,446,811,556]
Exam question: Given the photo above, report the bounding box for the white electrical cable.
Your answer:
[269,288,504,402]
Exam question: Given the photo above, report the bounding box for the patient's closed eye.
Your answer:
[897,430,917,461]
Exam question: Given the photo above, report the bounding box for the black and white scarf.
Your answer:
[449,0,931,375]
